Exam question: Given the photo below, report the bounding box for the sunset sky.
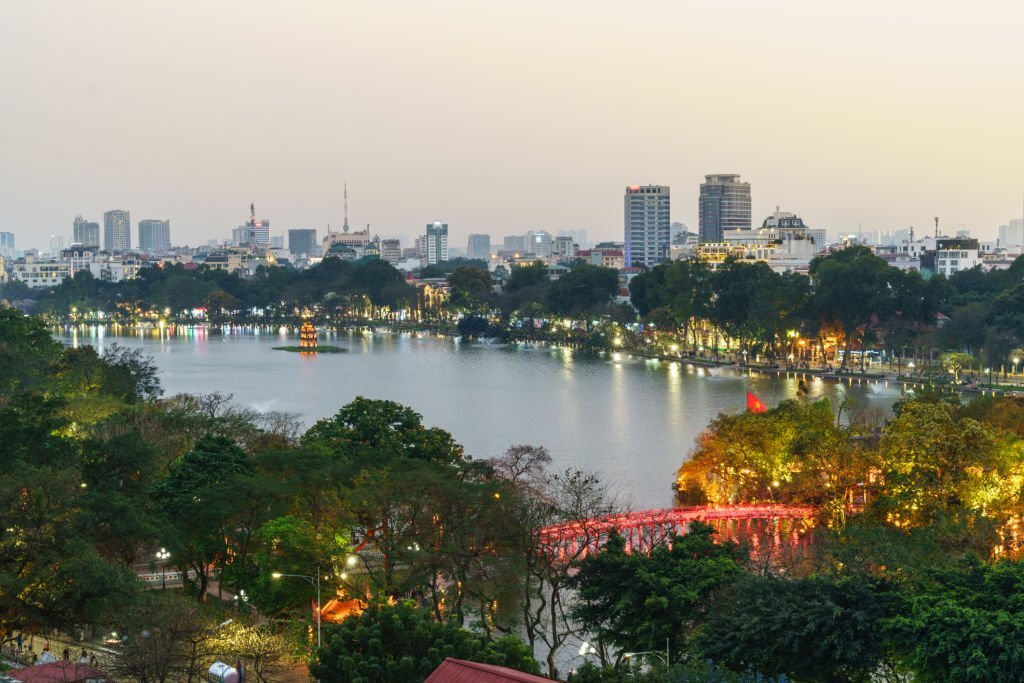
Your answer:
[3,1,1024,249]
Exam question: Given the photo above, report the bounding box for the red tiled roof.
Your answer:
[425,658,559,683]
[9,661,110,683]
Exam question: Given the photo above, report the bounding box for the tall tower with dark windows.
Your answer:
[139,219,171,252]
[103,209,131,251]
[699,174,751,242]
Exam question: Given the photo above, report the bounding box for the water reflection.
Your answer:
[53,328,902,508]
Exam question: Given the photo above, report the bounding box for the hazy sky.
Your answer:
[4,1,1024,250]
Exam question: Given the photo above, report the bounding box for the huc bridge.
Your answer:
[539,504,820,559]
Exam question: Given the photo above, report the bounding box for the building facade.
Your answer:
[699,174,751,242]
[425,221,449,265]
[467,233,491,260]
[0,232,14,260]
[73,216,101,247]
[138,219,171,252]
[288,229,318,258]
[103,210,131,251]
[624,185,671,267]
[550,235,577,263]
[380,238,402,265]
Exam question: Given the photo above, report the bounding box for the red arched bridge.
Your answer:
[538,505,820,560]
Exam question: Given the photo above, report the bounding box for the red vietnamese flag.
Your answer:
[747,391,767,413]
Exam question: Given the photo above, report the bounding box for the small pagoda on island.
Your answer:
[273,315,344,353]
[299,320,319,352]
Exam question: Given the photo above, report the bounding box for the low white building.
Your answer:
[13,254,72,288]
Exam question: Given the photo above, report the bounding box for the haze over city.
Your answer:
[4,0,1024,249]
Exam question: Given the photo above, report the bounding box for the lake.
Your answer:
[57,325,903,509]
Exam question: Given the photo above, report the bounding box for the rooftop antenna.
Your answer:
[910,225,915,242]
[934,216,939,239]
[343,182,350,233]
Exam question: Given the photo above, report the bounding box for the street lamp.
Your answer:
[156,548,171,590]
[623,639,670,668]
[624,650,668,667]
[233,589,249,609]
[272,568,321,650]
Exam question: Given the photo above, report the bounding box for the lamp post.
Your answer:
[908,361,915,380]
[272,568,321,650]
[156,547,171,590]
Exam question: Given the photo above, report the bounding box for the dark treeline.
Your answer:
[5,246,1024,373]
[1,258,417,322]
[629,247,1024,373]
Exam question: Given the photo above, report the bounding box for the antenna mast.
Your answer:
[343,182,350,233]
[934,216,939,239]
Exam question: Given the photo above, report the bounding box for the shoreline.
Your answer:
[52,320,1022,398]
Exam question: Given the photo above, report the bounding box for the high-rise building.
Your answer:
[103,210,131,251]
[236,203,270,248]
[380,238,402,265]
[503,235,526,254]
[0,232,14,260]
[999,219,1024,248]
[467,234,491,260]
[271,235,284,249]
[558,229,588,249]
[288,229,318,258]
[525,230,552,259]
[425,221,449,265]
[138,219,171,252]
[73,216,100,247]
[624,185,671,267]
[551,235,577,263]
[699,174,751,242]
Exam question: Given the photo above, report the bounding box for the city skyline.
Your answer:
[4,1,1024,249]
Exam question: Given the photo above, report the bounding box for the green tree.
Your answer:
[546,265,620,316]
[0,307,62,393]
[887,559,1024,683]
[302,397,463,466]
[569,523,746,662]
[809,247,895,370]
[447,266,493,309]
[152,435,258,599]
[311,601,539,683]
[694,574,895,683]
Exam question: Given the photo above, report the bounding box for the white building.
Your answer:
[13,255,72,288]
[425,221,449,265]
[624,185,670,267]
[550,236,577,263]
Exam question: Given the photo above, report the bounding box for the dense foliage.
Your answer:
[311,601,539,683]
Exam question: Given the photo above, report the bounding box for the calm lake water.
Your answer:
[57,326,903,509]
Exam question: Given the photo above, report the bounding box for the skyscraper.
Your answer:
[624,185,671,267]
[525,230,552,259]
[138,219,171,252]
[73,216,100,247]
[467,234,491,260]
[0,232,14,260]
[103,210,131,251]
[699,174,751,242]
[425,221,449,265]
[288,229,318,257]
